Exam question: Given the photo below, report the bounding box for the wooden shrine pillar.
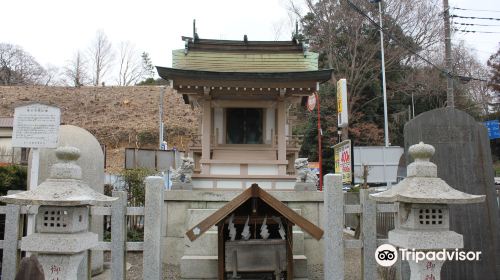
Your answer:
[277,94,287,175]
[201,88,211,174]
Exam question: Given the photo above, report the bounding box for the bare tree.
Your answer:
[141,52,155,79]
[452,42,493,115]
[41,64,61,86]
[88,30,114,86]
[117,41,143,86]
[291,0,443,124]
[272,20,285,41]
[0,43,46,85]
[62,51,90,87]
[487,44,500,111]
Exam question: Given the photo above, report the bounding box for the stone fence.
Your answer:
[163,181,399,279]
[0,177,164,280]
[324,174,400,280]
[1,176,399,279]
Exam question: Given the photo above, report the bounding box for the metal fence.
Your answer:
[124,148,182,171]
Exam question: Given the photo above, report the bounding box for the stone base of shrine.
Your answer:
[190,175,297,190]
[162,190,324,279]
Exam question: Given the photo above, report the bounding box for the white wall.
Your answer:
[265,108,275,144]
[213,107,224,144]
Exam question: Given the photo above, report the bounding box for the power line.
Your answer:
[453,28,500,34]
[454,22,500,27]
[343,0,489,83]
[450,14,500,21]
[453,7,500,13]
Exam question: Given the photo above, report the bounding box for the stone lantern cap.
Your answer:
[370,142,485,204]
[0,146,116,206]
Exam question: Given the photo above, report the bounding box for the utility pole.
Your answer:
[378,1,389,147]
[159,86,165,149]
[370,0,389,147]
[443,0,454,107]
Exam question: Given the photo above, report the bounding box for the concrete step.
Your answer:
[180,255,308,279]
[292,231,305,255]
[181,255,218,278]
[293,255,308,278]
[184,231,218,256]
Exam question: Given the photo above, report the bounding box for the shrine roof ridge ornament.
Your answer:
[181,36,306,53]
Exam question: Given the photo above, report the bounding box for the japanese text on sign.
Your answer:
[333,139,352,184]
[12,103,60,148]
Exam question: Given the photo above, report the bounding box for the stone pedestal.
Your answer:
[171,182,193,190]
[37,253,86,280]
[408,259,444,280]
[294,182,316,191]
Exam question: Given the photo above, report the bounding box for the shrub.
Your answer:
[120,168,156,207]
[0,165,27,196]
[119,168,156,235]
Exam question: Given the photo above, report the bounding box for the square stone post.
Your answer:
[143,176,164,280]
[111,191,127,280]
[360,189,377,280]
[1,204,21,280]
[324,174,344,280]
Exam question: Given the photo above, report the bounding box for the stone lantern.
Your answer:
[370,142,485,280]
[0,146,116,280]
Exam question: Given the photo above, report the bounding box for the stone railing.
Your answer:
[324,174,400,280]
[0,177,164,280]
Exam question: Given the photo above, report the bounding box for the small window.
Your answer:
[226,108,263,144]
[419,208,444,226]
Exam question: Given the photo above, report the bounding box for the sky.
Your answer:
[1,0,499,84]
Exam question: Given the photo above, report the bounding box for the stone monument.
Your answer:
[2,146,115,280]
[29,125,106,276]
[404,108,500,279]
[371,142,485,279]
[170,157,194,190]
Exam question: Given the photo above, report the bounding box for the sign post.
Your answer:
[12,103,61,239]
[484,120,500,140]
[337,79,348,128]
[333,140,352,185]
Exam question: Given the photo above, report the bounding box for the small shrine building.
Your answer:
[157,33,332,189]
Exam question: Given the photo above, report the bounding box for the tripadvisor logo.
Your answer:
[375,244,482,267]
[375,244,398,267]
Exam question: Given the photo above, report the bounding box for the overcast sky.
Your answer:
[1,0,498,84]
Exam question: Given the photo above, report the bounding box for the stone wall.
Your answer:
[162,190,324,279]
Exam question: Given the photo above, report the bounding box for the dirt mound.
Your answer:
[0,86,199,172]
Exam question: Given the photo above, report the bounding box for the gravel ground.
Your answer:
[92,252,180,280]
[92,234,386,280]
